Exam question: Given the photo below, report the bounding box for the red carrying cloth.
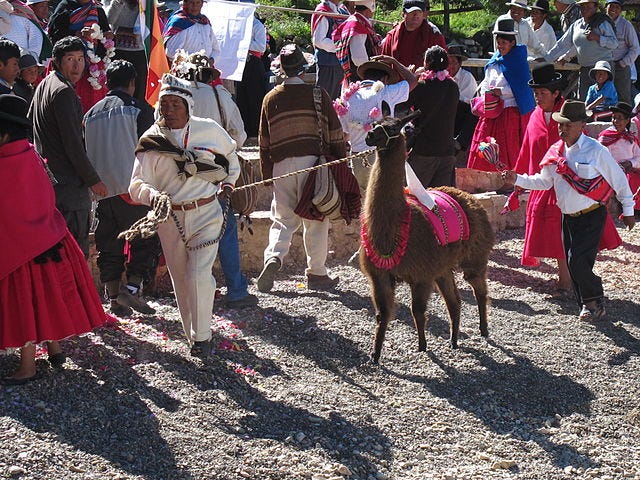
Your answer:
[598,128,636,147]
[467,106,531,172]
[0,140,67,281]
[294,157,361,223]
[0,232,106,349]
[381,20,447,69]
[311,2,333,33]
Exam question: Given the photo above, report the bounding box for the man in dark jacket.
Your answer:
[84,59,159,317]
[29,36,108,256]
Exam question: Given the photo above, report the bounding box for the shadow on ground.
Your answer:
[386,340,596,470]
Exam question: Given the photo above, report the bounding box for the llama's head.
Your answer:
[365,110,422,149]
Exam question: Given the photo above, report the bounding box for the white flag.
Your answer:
[203,0,256,81]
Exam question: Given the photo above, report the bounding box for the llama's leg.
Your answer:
[371,273,396,364]
[435,270,462,349]
[464,268,489,338]
[409,281,432,353]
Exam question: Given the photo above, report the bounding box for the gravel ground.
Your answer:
[1,223,639,480]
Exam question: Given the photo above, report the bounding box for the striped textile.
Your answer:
[541,140,614,203]
[162,9,210,43]
[68,1,98,32]
[331,12,380,84]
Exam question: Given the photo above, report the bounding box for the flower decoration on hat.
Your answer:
[86,24,116,91]
[332,80,385,133]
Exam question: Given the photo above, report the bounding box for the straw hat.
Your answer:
[505,0,531,9]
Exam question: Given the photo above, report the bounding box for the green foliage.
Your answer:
[258,0,491,48]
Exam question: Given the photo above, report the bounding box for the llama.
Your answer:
[361,113,495,364]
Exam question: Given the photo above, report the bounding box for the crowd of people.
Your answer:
[1,0,639,383]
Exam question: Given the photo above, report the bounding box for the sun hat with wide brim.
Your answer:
[575,0,598,4]
[528,62,563,89]
[589,60,613,81]
[610,101,634,117]
[505,0,531,9]
[0,94,32,127]
[351,0,376,11]
[356,59,400,83]
[552,100,592,123]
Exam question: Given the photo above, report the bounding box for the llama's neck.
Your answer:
[364,144,409,252]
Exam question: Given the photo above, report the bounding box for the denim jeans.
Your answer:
[218,199,249,301]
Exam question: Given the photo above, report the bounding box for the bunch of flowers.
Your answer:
[419,69,450,82]
[86,24,116,91]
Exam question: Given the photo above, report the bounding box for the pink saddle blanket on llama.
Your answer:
[405,190,470,246]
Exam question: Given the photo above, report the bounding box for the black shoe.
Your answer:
[224,293,259,309]
[117,286,156,315]
[257,257,281,293]
[48,352,66,369]
[307,274,339,291]
[190,339,213,359]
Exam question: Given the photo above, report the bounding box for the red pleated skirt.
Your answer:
[522,188,622,266]
[627,171,640,210]
[467,107,531,172]
[0,232,106,349]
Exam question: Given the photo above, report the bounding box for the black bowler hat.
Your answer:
[530,0,550,11]
[493,18,518,35]
[610,101,634,118]
[0,94,31,127]
[528,62,563,89]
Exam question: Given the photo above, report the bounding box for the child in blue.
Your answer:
[585,61,618,110]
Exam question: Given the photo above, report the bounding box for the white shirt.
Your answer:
[527,18,556,55]
[480,63,516,108]
[600,126,640,169]
[249,16,267,53]
[165,22,221,61]
[2,14,42,59]
[349,33,369,67]
[188,81,247,148]
[312,1,338,53]
[515,133,635,216]
[452,68,477,104]
[339,79,410,152]
[495,13,546,59]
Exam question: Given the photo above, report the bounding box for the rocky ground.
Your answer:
[1,223,639,480]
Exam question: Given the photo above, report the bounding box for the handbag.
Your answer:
[470,91,504,119]
[311,87,342,220]
[230,153,258,218]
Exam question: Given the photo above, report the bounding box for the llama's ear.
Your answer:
[399,110,422,127]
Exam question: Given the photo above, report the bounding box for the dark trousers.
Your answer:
[316,63,343,100]
[236,55,266,137]
[454,101,478,151]
[60,208,90,258]
[407,153,456,188]
[95,196,161,285]
[562,205,607,305]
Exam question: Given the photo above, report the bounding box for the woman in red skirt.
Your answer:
[467,18,535,172]
[0,95,106,385]
[514,64,621,296]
